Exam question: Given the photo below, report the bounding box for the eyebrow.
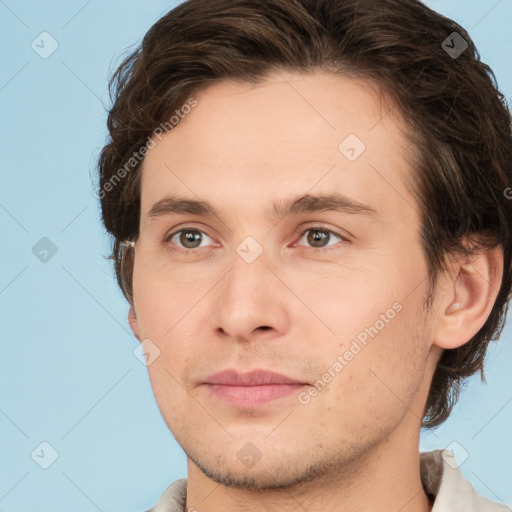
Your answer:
[147,192,378,221]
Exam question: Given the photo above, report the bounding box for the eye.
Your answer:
[295,226,346,249]
[165,227,215,251]
[164,225,347,253]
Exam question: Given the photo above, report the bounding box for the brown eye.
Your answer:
[179,229,203,248]
[297,227,345,249]
[166,228,213,250]
[307,229,329,247]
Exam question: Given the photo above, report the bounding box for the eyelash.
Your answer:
[163,225,348,253]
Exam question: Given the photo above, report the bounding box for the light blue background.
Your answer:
[0,1,511,510]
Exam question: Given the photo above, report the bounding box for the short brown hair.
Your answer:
[97,0,512,428]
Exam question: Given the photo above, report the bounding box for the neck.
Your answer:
[185,418,433,512]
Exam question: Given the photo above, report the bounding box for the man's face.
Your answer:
[130,71,439,488]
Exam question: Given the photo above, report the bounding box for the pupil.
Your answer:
[178,229,329,249]
[181,230,201,248]
[308,229,328,247]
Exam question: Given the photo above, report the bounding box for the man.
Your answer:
[96,0,512,510]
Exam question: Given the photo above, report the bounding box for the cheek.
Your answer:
[317,298,429,430]
[278,259,404,339]
[292,262,430,410]
[131,255,197,340]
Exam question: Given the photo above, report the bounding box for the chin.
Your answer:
[190,454,325,491]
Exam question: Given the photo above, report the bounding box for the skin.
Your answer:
[127,71,503,512]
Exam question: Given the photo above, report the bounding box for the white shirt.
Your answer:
[145,449,511,511]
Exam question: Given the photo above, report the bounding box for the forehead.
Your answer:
[139,71,419,227]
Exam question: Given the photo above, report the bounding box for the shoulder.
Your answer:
[420,449,511,512]
[143,478,188,512]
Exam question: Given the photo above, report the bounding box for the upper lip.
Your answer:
[203,369,307,386]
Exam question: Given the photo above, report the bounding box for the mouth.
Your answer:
[201,369,309,408]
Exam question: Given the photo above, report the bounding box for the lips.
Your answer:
[202,369,309,408]
[203,369,307,386]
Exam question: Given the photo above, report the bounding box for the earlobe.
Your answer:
[433,244,503,350]
[128,304,141,342]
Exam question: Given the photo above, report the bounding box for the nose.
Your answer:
[211,243,290,343]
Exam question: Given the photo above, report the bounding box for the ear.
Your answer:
[128,304,141,342]
[432,243,503,349]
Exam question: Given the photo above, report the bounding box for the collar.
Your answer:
[149,449,510,511]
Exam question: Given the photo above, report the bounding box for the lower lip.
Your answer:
[203,383,307,407]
